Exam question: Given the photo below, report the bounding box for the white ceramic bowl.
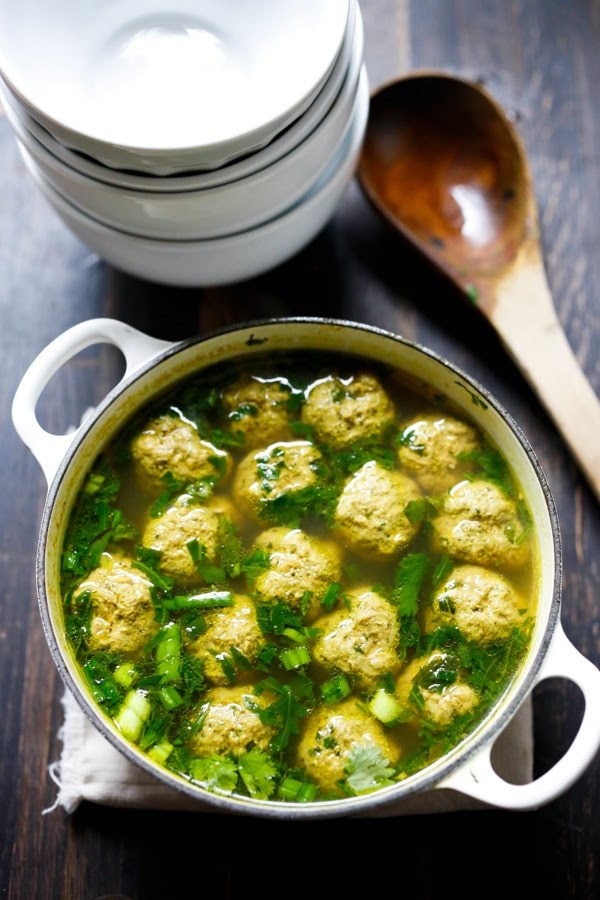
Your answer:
[21,68,369,286]
[0,0,350,174]
[0,0,359,191]
[10,8,364,240]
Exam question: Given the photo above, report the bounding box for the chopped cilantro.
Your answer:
[344,745,396,794]
[237,748,280,800]
[190,755,239,794]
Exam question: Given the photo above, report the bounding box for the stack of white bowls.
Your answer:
[0,0,367,286]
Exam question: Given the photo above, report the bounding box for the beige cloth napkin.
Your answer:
[46,689,534,817]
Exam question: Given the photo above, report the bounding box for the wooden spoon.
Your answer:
[358,70,600,502]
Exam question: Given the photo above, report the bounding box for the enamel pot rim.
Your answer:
[13,315,600,820]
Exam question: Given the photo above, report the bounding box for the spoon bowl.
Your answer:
[359,72,530,298]
[358,70,600,502]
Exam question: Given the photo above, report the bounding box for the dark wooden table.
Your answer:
[2,1,600,897]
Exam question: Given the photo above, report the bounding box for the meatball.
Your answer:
[187,594,267,685]
[221,375,295,448]
[73,552,158,656]
[431,478,531,569]
[233,440,322,522]
[187,685,276,757]
[301,372,395,449]
[424,563,526,644]
[333,460,422,559]
[396,411,481,494]
[130,412,231,495]
[395,651,480,727]
[251,526,342,622]
[295,698,400,795]
[312,586,401,690]
[142,495,236,584]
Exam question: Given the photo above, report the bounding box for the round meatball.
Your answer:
[142,495,235,584]
[424,564,526,644]
[312,586,401,690]
[233,440,322,522]
[333,460,422,559]
[431,478,531,569]
[295,698,400,796]
[396,651,480,727]
[187,685,276,757]
[188,594,267,685]
[251,526,342,622]
[130,412,231,495]
[301,372,395,449]
[73,552,158,656]
[221,375,295,448]
[397,411,481,494]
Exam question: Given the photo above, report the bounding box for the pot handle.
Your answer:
[438,622,600,809]
[11,317,173,486]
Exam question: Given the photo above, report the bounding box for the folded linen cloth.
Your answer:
[46,689,534,817]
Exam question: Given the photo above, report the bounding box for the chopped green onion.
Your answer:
[147,739,174,764]
[155,622,181,683]
[113,662,137,689]
[369,688,404,724]
[157,685,184,710]
[320,673,351,704]
[280,646,311,671]
[114,690,151,742]
[277,776,319,803]
[163,591,233,611]
[282,627,306,644]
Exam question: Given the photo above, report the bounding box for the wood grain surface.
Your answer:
[1,2,599,898]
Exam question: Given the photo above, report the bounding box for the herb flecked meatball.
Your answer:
[424,563,527,644]
[221,375,296,448]
[73,552,158,656]
[295,698,401,796]
[312,586,401,690]
[397,411,482,494]
[187,594,267,685]
[395,651,480,728]
[301,372,395,449]
[142,495,236,584]
[251,526,342,622]
[431,478,531,569]
[187,685,276,757]
[232,440,322,522]
[130,412,231,495]
[333,460,423,559]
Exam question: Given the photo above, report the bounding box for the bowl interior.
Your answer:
[0,0,350,170]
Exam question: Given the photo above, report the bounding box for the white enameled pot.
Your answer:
[12,317,600,819]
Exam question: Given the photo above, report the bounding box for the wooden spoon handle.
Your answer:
[490,260,600,503]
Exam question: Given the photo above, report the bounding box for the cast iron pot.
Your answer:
[12,316,600,819]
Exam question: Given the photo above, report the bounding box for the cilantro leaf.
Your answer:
[237,747,280,799]
[190,755,239,793]
[344,745,396,794]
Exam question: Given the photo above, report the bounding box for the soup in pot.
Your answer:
[60,349,538,804]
